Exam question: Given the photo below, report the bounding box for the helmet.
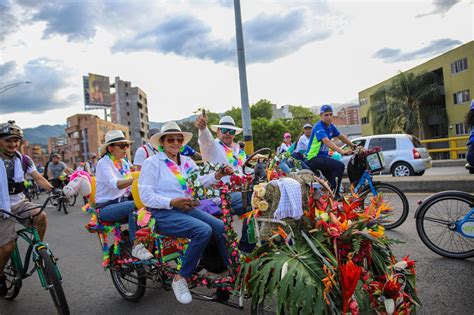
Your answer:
[0,120,23,140]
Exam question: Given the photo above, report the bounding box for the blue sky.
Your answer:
[0,0,472,128]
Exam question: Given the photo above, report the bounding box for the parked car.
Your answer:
[342,134,432,176]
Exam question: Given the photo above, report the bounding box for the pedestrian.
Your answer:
[465,100,474,167]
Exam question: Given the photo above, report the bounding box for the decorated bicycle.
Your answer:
[64,139,420,314]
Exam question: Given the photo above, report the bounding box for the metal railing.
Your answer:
[421,136,468,159]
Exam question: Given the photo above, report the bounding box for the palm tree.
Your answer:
[369,71,441,138]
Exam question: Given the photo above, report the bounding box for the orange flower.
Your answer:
[368,226,385,238]
[322,265,335,305]
[272,225,288,240]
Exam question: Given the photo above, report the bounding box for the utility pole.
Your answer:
[233,0,254,154]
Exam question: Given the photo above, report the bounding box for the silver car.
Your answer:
[342,134,432,176]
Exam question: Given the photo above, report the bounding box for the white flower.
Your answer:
[384,298,395,315]
[256,186,266,198]
[393,261,408,270]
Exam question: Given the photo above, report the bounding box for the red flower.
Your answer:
[339,259,362,314]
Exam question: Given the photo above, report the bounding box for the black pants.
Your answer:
[306,155,345,196]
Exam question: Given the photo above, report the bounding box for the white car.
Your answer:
[342,134,432,176]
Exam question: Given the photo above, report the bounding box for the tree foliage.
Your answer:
[369,71,442,138]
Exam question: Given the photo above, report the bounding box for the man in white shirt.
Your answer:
[133,128,160,170]
[294,123,312,155]
[195,114,254,252]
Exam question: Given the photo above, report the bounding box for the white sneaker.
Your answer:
[131,244,153,260]
[172,277,192,304]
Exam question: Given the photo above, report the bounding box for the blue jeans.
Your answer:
[306,155,345,196]
[229,192,255,252]
[151,208,229,279]
[278,159,292,174]
[99,200,137,242]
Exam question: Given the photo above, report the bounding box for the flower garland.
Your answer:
[107,153,132,180]
[219,141,245,168]
[164,158,193,195]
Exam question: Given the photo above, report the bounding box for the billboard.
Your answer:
[83,73,111,109]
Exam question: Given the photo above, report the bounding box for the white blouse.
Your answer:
[95,155,131,204]
[198,127,243,177]
[138,152,217,210]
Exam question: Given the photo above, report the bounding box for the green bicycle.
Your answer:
[1,194,70,315]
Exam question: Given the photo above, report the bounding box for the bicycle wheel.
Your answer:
[62,200,68,215]
[361,183,409,230]
[3,258,22,300]
[416,192,474,259]
[38,249,70,315]
[109,243,146,302]
[67,194,77,207]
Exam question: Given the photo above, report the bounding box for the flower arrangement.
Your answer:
[238,189,421,314]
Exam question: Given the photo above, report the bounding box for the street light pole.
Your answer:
[233,0,254,154]
[0,81,32,94]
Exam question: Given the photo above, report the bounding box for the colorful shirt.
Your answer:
[306,121,340,159]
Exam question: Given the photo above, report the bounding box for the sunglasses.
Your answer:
[165,137,184,144]
[220,128,236,135]
[113,143,130,149]
[322,113,333,117]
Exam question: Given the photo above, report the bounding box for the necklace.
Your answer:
[164,158,193,195]
[107,153,132,179]
[219,141,245,167]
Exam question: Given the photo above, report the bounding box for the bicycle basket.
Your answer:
[366,151,385,172]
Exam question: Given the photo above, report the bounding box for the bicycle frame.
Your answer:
[354,170,377,195]
[457,207,474,239]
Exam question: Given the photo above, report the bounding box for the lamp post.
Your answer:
[0,81,32,94]
[233,0,254,154]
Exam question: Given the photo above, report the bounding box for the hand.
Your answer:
[215,165,234,180]
[341,148,353,156]
[195,114,208,131]
[170,198,195,211]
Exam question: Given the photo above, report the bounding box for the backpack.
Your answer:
[141,144,156,159]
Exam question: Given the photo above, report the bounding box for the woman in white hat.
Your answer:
[138,121,233,305]
[95,130,153,260]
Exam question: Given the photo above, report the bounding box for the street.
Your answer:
[1,193,473,315]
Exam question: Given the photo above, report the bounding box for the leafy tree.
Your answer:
[289,105,314,120]
[251,99,273,120]
[369,71,441,138]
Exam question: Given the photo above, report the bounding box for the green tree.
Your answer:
[369,71,441,138]
[251,99,273,120]
[289,105,314,121]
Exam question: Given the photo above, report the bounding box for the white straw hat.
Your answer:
[99,130,133,155]
[210,116,243,135]
[150,121,193,148]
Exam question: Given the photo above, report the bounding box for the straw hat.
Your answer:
[210,116,243,135]
[149,121,193,148]
[99,130,133,155]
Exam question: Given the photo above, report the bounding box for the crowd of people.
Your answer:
[1,102,473,304]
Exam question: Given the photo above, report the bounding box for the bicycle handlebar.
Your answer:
[0,192,61,222]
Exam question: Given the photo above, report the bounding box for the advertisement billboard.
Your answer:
[83,73,111,109]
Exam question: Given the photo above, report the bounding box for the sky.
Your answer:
[0,0,472,128]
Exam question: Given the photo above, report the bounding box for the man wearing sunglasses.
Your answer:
[306,105,355,197]
[195,114,254,252]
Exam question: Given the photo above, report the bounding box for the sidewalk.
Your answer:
[342,174,474,193]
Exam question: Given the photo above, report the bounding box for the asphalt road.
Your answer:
[1,193,473,315]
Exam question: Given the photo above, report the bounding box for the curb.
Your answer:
[342,175,474,193]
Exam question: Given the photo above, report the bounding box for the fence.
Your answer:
[421,136,468,160]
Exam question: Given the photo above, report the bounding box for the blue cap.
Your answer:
[320,104,334,114]
[470,99,474,111]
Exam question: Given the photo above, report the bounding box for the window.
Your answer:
[368,137,396,151]
[451,57,468,74]
[126,102,129,107]
[458,153,466,159]
[359,98,368,106]
[125,92,129,97]
[453,90,470,104]
[455,123,468,135]
[127,111,130,116]
[361,116,369,124]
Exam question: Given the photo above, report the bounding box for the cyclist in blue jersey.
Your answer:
[466,100,474,167]
[306,105,355,196]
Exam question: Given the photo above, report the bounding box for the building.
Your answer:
[271,104,293,120]
[111,77,150,156]
[359,41,474,158]
[337,105,360,126]
[21,140,49,167]
[64,114,129,166]
[48,137,68,155]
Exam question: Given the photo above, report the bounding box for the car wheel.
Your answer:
[415,170,425,176]
[391,162,414,177]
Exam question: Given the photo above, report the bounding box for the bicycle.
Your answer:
[348,147,409,230]
[24,180,39,202]
[50,178,74,214]
[1,194,70,314]
[415,190,474,259]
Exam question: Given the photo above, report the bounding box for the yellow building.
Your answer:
[359,41,473,159]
